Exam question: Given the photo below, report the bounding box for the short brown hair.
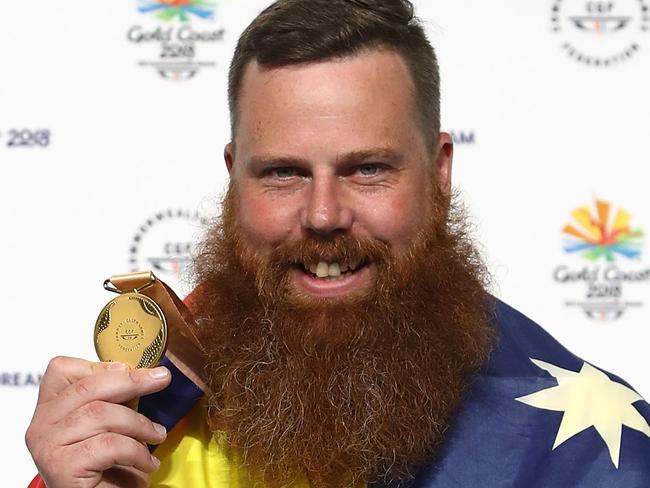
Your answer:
[228,0,440,151]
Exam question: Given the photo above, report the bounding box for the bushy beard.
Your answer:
[191,181,494,487]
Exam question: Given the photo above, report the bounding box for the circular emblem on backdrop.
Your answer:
[551,0,650,66]
[129,209,209,292]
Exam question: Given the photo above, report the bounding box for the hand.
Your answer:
[25,356,172,488]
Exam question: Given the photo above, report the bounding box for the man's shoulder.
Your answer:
[410,298,650,488]
[485,298,641,393]
[483,298,585,377]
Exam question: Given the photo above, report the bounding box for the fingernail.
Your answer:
[149,366,169,379]
[153,423,167,437]
[151,455,160,469]
[107,362,129,371]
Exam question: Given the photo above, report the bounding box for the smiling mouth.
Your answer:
[299,258,369,279]
[289,257,373,298]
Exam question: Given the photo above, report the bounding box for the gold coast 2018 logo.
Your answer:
[551,0,650,66]
[553,199,649,321]
[127,0,226,80]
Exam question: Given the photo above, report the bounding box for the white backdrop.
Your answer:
[2,0,649,483]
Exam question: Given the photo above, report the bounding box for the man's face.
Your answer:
[225,49,453,300]
[195,48,489,487]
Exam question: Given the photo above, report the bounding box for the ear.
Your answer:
[224,143,234,174]
[434,132,453,194]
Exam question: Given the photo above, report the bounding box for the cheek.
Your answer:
[355,192,426,248]
[236,192,298,249]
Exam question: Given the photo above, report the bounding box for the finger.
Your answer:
[102,465,150,488]
[54,401,167,446]
[71,432,161,475]
[44,367,171,424]
[38,356,129,404]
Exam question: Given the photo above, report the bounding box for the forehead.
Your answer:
[234,49,427,158]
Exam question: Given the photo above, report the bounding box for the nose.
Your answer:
[301,175,353,236]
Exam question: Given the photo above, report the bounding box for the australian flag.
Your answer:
[404,300,650,487]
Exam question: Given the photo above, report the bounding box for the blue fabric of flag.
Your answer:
[391,300,650,487]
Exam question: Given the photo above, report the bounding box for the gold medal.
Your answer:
[94,273,168,369]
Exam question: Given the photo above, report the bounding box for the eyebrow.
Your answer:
[248,155,308,170]
[247,147,404,170]
[336,148,404,166]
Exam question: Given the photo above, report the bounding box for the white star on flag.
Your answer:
[516,359,650,468]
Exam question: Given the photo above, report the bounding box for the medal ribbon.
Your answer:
[107,271,210,394]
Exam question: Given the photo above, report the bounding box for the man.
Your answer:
[25,1,650,487]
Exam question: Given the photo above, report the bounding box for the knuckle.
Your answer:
[136,412,150,429]
[131,414,147,435]
[24,425,37,450]
[25,415,46,453]
[131,439,150,461]
[84,400,106,419]
[46,356,69,375]
[127,369,144,386]
[98,432,119,451]
[74,377,95,398]
[79,436,98,462]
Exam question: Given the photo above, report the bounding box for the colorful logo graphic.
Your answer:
[138,0,215,22]
[128,0,224,80]
[563,199,644,262]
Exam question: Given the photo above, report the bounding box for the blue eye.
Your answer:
[272,167,295,178]
[358,164,380,176]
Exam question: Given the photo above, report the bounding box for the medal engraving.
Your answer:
[94,292,167,368]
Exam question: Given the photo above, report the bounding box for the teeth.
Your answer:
[316,262,329,278]
[306,260,363,278]
[328,263,341,277]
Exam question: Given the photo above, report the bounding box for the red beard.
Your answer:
[191,182,493,487]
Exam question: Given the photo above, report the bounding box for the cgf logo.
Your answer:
[129,209,208,294]
[576,2,630,32]
[551,0,650,66]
